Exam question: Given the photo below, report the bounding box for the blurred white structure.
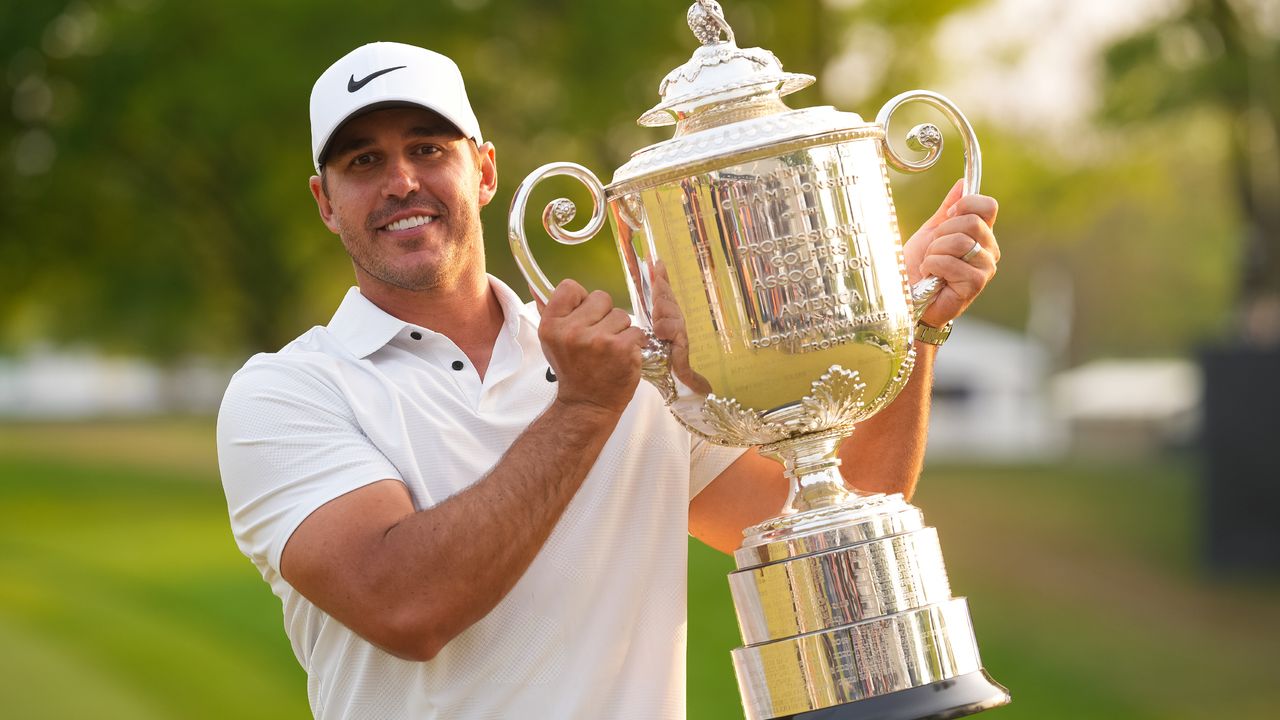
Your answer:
[1051,359,1201,455]
[0,343,1201,462]
[0,347,232,418]
[924,318,1067,461]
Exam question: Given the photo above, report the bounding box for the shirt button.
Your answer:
[451,360,465,371]
[410,331,422,340]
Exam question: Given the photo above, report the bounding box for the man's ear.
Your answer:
[309,174,341,234]
[476,142,498,208]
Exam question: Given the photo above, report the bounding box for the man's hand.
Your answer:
[537,279,648,417]
[902,179,1001,329]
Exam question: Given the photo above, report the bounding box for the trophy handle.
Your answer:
[507,162,609,304]
[874,90,983,322]
[507,162,677,401]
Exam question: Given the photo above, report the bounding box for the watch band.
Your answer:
[915,321,953,346]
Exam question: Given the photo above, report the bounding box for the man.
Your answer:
[217,42,1000,720]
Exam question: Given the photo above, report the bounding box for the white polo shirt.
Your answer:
[217,276,743,720]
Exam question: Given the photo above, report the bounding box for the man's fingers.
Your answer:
[945,194,999,228]
[908,189,1002,329]
[543,279,588,318]
[564,289,615,326]
[594,307,634,335]
[929,214,1000,264]
[651,315,685,344]
[926,232,999,269]
[919,254,992,298]
[650,259,672,284]
[618,326,649,350]
[919,178,966,233]
[538,282,650,416]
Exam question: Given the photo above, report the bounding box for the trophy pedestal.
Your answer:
[776,671,1010,720]
[728,494,1009,720]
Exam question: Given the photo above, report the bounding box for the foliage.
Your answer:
[0,0,1261,361]
[0,0,992,361]
[1100,0,1280,344]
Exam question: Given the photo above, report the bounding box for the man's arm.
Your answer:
[690,183,999,554]
[279,280,647,662]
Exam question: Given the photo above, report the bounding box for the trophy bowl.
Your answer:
[508,2,1010,719]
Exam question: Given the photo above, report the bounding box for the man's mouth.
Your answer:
[382,215,436,232]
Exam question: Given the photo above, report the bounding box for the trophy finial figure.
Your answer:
[641,0,811,128]
[688,0,734,45]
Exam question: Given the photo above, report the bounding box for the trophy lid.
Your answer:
[637,1,814,128]
[612,1,872,188]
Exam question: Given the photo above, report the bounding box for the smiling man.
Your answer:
[216,41,1000,720]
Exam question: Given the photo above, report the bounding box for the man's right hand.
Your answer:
[536,279,648,417]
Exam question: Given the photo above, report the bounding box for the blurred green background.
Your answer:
[3,0,1279,718]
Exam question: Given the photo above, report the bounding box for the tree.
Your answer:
[1,0,990,360]
[0,0,695,358]
[1102,0,1280,346]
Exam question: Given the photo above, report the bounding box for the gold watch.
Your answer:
[915,321,953,346]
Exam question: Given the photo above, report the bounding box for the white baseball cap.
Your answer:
[309,42,483,172]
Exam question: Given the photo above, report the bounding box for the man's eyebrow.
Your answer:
[327,121,463,164]
[328,136,374,162]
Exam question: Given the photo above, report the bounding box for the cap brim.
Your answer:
[313,99,479,171]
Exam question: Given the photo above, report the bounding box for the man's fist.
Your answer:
[902,179,1001,330]
[536,280,648,417]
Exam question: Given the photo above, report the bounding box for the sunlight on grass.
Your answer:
[0,425,308,720]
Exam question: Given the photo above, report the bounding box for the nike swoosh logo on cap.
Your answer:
[347,65,406,93]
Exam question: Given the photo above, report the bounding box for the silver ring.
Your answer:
[960,240,982,263]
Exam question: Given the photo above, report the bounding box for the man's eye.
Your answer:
[351,153,377,167]
[414,145,441,156]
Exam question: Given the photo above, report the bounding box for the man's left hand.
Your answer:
[902,179,1001,330]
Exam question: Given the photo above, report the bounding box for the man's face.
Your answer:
[309,107,497,293]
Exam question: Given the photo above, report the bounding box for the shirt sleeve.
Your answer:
[216,355,403,576]
[688,434,749,500]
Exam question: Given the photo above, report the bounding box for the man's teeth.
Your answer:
[386,215,435,231]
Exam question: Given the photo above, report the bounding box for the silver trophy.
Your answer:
[508,2,1010,718]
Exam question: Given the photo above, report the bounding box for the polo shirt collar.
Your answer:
[488,275,532,340]
[327,276,535,359]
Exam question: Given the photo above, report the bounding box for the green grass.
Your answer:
[0,423,308,720]
[2,420,1277,719]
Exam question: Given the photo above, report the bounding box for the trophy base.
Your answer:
[773,670,1010,720]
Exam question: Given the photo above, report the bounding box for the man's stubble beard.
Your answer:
[338,207,484,293]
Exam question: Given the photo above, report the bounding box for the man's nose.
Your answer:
[383,156,420,198]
